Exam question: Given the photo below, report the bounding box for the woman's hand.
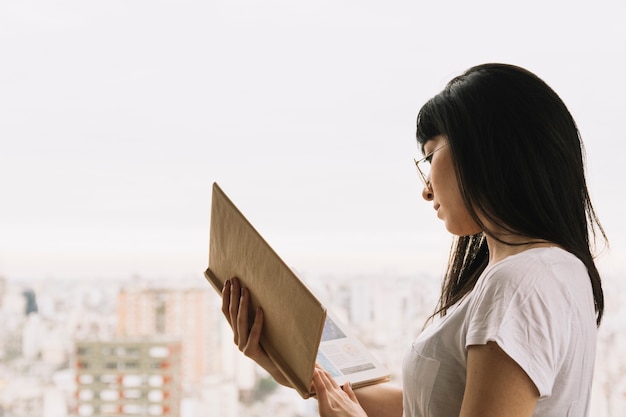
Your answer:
[221,277,291,387]
[313,366,368,417]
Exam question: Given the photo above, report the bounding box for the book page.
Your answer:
[315,312,390,390]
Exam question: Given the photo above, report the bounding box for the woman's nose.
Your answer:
[422,185,434,201]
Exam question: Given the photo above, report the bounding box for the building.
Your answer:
[116,286,218,388]
[74,338,181,417]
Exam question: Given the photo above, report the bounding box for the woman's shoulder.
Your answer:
[489,246,584,277]
[477,247,590,300]
[466,246,596,335]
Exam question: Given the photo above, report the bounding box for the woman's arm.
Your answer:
[352,383,403,417]
[460,341,539,417]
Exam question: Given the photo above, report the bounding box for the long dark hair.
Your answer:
[416,63,607,325]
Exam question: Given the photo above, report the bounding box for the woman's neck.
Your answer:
[485,234,557,266]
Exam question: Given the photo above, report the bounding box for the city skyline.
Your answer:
[1,271,624,416]
[1,0,625,282]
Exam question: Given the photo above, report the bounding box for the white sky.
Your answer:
[1,0,625,281]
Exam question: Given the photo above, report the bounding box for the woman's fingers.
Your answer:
[322,368,340,390]
[312,368,329,398]
[315,366,357,401]
[228,278,242,345]
[313,367,337,396]
[313,368,366,417]
[243,306,264,356]
[221,279,232,326]
[237,287,251,350]
[221,278,272,363]
[221,277,259,354]
[342,382,358,402]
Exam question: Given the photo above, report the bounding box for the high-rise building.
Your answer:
[74,338,181,417]
[117,285,219,387]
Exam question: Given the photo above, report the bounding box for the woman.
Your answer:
[222,63,606,417]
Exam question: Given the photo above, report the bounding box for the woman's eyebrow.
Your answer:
[420,137,437,155]
[422,143,435,156]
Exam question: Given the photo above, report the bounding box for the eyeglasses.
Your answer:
[413,143,448,189]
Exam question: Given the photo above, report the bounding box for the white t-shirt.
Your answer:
[402,247,597,417]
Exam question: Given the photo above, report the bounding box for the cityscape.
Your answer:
[2,1,625,417]
[0,270,624,417]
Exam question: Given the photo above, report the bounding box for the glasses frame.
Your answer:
[413,143,448,189]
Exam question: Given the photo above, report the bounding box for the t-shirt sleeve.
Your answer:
[464,262,572,397]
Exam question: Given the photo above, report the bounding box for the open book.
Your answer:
[204,182,390,399]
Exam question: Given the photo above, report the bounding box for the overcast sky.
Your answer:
[1,0,625,282]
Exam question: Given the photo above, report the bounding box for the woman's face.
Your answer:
[421,135,482,236]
